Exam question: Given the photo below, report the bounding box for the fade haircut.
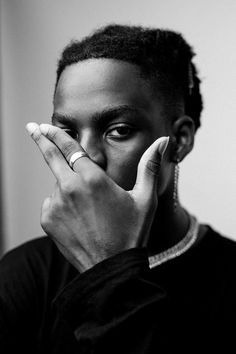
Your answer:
[55,24,203,130]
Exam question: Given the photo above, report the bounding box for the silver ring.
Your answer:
[69,151,89,169]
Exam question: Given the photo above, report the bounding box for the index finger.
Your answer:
[26,122,72,181]
[39,123,98,176]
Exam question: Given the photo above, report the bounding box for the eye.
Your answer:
[63,129,79,140]
[106,124,133,139]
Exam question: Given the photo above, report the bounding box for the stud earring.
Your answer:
[173,158,180,213]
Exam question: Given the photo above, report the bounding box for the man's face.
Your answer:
[53,59,171,192]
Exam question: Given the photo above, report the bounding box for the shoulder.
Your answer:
[197,225,236,273]
[0,237,55,323]
[0,236,57,271]
[0,237,57,289]
[0,236,78,312]
[0,236,75,294]
[203,225,236,255]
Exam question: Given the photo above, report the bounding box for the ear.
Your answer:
[170,115,195,163]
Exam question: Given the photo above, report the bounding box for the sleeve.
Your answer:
[0,243,43,352]
[53,248,170,354]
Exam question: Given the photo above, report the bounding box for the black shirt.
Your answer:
[0,225,235,353]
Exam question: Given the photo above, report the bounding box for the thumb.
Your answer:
[132,136,169,205]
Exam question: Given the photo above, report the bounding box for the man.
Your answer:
[1,25,235,353]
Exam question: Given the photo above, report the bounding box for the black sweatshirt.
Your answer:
[0,225,236,353]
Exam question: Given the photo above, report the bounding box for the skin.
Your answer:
[53,60,172,191]
[26,58,201,272]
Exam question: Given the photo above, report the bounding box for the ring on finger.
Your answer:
[69,151,89,170]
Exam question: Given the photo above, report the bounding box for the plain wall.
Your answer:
[1,0,236,253]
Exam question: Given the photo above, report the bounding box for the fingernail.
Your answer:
[25,122,40,136]
[158,136,169,157]
[39,124,50,135]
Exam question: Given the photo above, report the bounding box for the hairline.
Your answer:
[54,57,186,124]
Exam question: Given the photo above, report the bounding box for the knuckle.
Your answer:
[40,210,51,232]
[44,146,59,161]
[146,159,161,175]
[63,141,77,159]
[41,200,60,232]
[48,128,59,140]
[31,129,41,143]
[41,199,52,226]
[60,180,77,196]
[85,171,104,189]
[40,216,48,232]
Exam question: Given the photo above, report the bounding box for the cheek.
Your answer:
[105,133,172,192]
[107,150,173,194]
[108,155,141,190]
[106,146,147,190]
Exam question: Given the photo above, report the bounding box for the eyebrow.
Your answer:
[51,105,142,126]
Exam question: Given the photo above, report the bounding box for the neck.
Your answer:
[147,200,190,257]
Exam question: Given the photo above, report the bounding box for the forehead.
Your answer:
[54,59,163,119]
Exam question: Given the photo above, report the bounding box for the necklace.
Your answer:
[148,214,199,269]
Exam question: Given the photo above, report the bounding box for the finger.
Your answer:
[40,196,52,232]
[26,122,72,180]
[40,182,60,231]
[39,124,97,175]
[41,196,52,218]
[132,136,169,205]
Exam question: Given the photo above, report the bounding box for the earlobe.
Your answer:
[170,115,195,162]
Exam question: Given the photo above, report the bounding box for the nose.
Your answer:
[79,130,107,170]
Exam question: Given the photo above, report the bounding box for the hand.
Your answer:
[26,123,169,272]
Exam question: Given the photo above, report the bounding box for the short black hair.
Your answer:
[56,24,203,130]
